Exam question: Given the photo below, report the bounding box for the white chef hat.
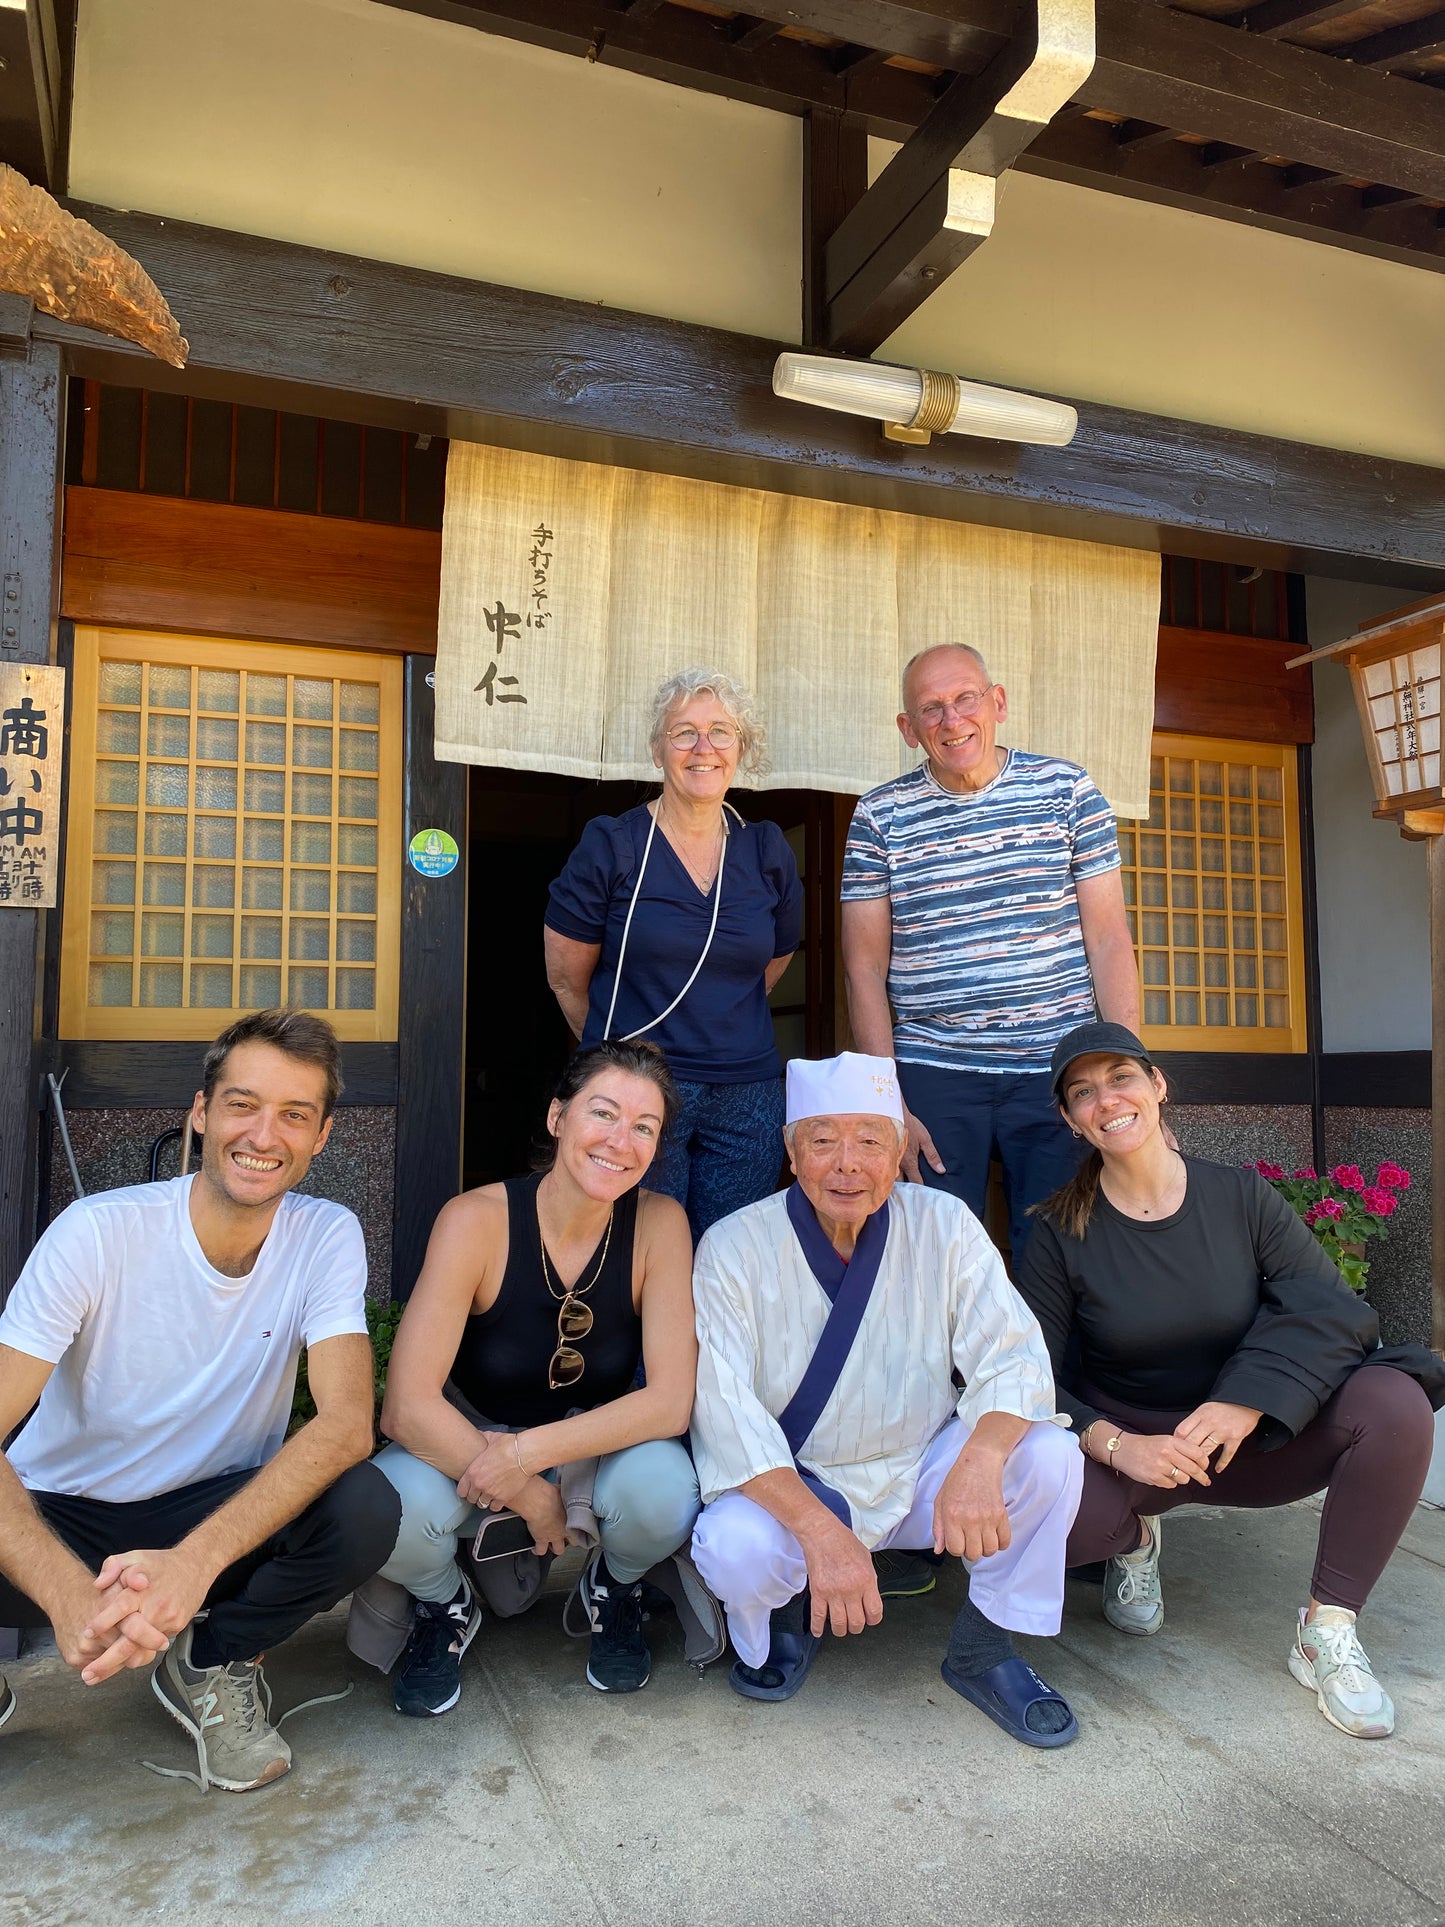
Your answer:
[785,1051,904,1127]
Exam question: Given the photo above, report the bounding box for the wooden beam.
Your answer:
[0,0,65,189]
[1237,0,1363,38]
[392,657,466,1299]
[376,0,1445,270]
[39,202,1445,590]
[802,106,867,347]
[0,341,63,1302]
[1345,9,1445,70]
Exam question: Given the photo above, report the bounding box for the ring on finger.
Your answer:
[1169,1465,1183,1480]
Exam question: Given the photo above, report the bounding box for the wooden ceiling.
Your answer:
[379,0,1445,273]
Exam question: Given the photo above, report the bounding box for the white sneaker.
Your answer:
[1288,1607,1395,1739]
[0,1674,14,1731]
[1104,1515,1164,1635]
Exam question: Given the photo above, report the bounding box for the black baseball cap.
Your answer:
[1049,1020,1155,1101]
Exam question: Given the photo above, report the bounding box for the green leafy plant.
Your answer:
[290,1298,403,1436]
[1251,1159,1409,1294]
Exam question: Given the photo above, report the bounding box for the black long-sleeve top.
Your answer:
[1017,1158,1397,1448]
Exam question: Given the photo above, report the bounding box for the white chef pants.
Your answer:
[692,1418,1082,1669]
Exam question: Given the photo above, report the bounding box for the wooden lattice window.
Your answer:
[61,627,402,1041]
[1117,734,1307,1054]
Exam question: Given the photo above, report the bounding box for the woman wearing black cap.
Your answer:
[1014,1019,1443,1741]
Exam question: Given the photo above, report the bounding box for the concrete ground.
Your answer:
[2,1499,1443,1927]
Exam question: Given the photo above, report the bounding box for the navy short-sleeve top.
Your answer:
[545,805,803,1084]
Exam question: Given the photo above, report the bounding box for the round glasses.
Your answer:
[666,724,741,750]
[548,1293,594,1391]
[911,685,995,728]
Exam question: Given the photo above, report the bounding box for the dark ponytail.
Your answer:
[1031,1148,1105,1240]
[534,1038,681,1170]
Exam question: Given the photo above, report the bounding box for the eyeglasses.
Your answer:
[911,686,995,728]
[548,1293,594,1390]
[666,724,741,751]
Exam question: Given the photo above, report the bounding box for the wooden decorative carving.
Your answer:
[0,166,187,368]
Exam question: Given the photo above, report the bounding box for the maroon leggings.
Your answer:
[1067,1365,1435,1612]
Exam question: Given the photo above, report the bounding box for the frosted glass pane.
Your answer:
[97,710,141,755]
[242,866,283,910]
[193,864,235,908]
[336,921,375,962]
[142,912,184,957]
[1173,952,1198,986]
[339,729,378,772]
[1235,995,1258,1027]
[1197,762,1222,795]
[246,721,286,764]
[149,664,191,710]
[241,916,282,960]
[288,965,329,1007]
[245,769,285,812]
[144,813,187,856]
[197,718,239,761]
[338,824,376,866]
[292,725,333,769]
[96,762,138,805]
[336,871,376,914]
[244,818,284,861]
[196,767,238,810]
[197,669,240,713]
[292,773,332,816]
[189,964,233,1008]
[191,915,234,958]
[148,713,189,759]
[92,860,135,904]
[291,820,331,865]
[338,776,377,820]
[146,763,189,807]
[292,677,334,720]
[335,968,375,1009]
[89,962,133,1006]
[143,863,185,906]
[289,918,330,960]
[1174,991,1199,1025]
[1204,949,1228,983]
[339,681,379,724]
[91,911,133,956]
[1262,956,1287,991]
[1370,695,1396,731]
[1264,995,1290,1028]
[240,965,281,1006]
[193,815,237,859]
[1205,993,1230,1025]
[246,673,286,716]
[1143,991,1169,1026]
[99,660,142,705]
[1256,767,1282,801]
[290,869,330,912]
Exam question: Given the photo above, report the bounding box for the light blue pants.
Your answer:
[374,1437,701,1603]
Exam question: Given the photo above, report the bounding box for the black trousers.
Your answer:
[0,1461,401,1663]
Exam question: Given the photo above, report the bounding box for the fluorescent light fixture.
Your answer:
[772,351,1079,448]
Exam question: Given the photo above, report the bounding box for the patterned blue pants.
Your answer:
[647,1076,785,1244]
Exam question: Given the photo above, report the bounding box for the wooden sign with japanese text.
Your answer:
[0,662,64,909]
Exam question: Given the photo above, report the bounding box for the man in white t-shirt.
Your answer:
[0,1008,400,1792]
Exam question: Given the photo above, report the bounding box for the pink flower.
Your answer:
[1377,1162,1412,1190]
[1361,1187,1398,1218]
[1306,1198,1346,1224]
[1254,1161,1286,1181]
[1330,1165,1365,1192]
[1291,1167,1317,1181]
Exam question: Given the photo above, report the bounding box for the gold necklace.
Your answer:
[537,1196,614,1302]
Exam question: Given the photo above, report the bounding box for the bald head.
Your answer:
[901,644,991,714]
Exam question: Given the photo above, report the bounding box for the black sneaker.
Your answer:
[873,1549,940,1598]
[582,1553,651,1694]
[393,1577,482,1718]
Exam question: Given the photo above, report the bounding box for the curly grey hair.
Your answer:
[648,666,769,778]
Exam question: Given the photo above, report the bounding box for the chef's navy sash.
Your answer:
[778,1184,891,1528]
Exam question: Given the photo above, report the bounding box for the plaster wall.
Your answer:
[70,0,1445,468]
[1306,577,1431,1053]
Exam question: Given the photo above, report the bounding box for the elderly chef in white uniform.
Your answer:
[689,1051,1084,1746]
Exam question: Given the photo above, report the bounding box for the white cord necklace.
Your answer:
[601,799,737,1042]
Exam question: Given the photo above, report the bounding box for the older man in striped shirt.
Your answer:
[842,643,1140,1261]
[689,1052,1083,1746]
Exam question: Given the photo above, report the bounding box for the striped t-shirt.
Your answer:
[842,750,1121,1074]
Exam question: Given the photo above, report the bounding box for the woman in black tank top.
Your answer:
[375,1040,702,1715]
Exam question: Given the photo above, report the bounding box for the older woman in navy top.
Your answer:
[544,667,802,1241]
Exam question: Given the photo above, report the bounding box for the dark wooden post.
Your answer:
[802,108,867,349]
[1429,834,1445,1352]
[0,326,64,1306]
[391,656,467,1300]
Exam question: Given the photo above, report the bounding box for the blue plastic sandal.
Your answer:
[729,1593,820,1702]
[940,1654,1079,1749]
